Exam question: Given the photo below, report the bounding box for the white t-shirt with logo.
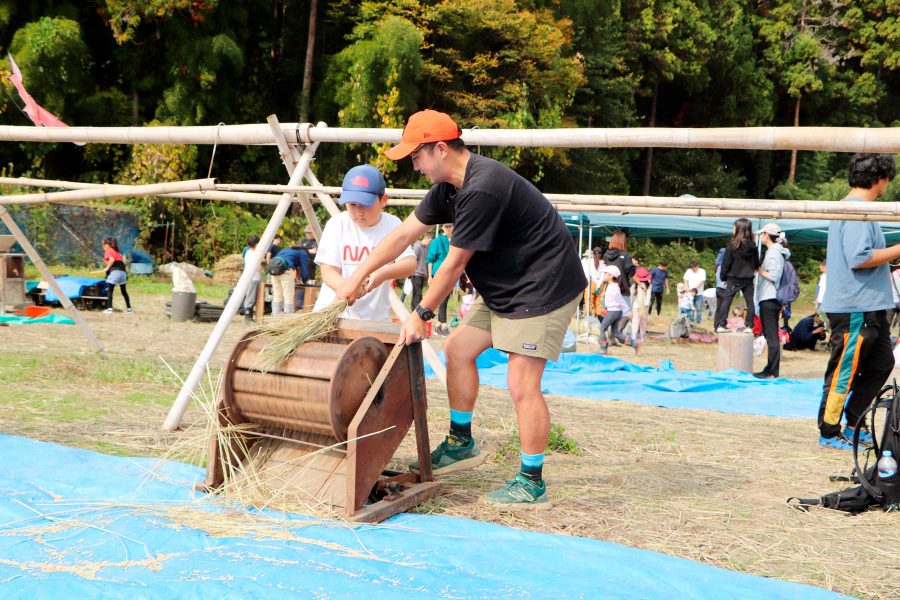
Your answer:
[313,211,415,321]
[682,268,707,294]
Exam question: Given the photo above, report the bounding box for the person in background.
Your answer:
[789,313,827,350]
[426,223,454,335]
[679,285,696,321]
[101,237,132,314]
[754,222,788,379]
[312,164,416,321]
[682,260,707,324]
[602,231,636,304]
[598,265,638,355]
[814,260,827,311]
[715,218,760,333]
[408,232,434,310]
[265,234,282,263]
[242,235,261,322]
[267,245,312,316]
[582,247,605,321]
[648,260,669,316]
[818,153,897,450]
[779,238,794,329]
[888,264,900,335]
[298,225,318,260]
[631,267,651,343]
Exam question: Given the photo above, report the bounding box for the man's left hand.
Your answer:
[399,314,427,345]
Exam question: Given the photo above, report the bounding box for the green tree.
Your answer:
[620,0,717,195]
[8,16,92,116]
[755,0,835,183]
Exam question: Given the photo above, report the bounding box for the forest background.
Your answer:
[0,0,898,278]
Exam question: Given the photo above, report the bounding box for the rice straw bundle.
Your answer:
[250,301,348,372]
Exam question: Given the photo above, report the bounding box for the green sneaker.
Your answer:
[483,473,550,509]
[409,435,485,475]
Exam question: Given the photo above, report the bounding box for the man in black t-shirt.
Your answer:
[336,110,586,509]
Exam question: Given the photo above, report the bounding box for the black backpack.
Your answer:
[790,382,900,514]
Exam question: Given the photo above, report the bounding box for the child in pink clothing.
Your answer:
[598,265,639,355]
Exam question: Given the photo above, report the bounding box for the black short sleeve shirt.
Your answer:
[414,154,586,317]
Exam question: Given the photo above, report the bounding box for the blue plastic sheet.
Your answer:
[42,276,106,303]
[424,349,822,419]
[0,435,844,599]
[0,314,75,325]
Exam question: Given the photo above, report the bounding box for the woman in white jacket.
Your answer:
[754,222,789,379]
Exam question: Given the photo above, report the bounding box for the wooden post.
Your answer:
[0,205,105,352]
[266,115,323,240]
[162,116,321,431]
[716,332,753,373]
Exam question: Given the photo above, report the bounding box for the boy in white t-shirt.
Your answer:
[313,165,416,321]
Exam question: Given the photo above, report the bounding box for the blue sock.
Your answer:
[520,451,544,483]
[449,409,473,441]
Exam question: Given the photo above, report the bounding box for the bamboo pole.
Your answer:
[0,123,898,152]
[0,205,105,352]
[220,184,900,218]
[6,176,900,222]
[0,177,285,206]
[161,118,322,432]
[0,179,217,206]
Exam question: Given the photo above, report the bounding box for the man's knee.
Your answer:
[445,327,490,365]
[507,356,546,403]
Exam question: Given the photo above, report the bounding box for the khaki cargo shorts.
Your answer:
[460,293,580,361]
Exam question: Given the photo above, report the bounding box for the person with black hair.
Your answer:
[790,313,826,350]
[101,237,131,314]
[242,235,261,322]
[819,153,898,451]
[753,222,789,379]
[715,218,760,332]
[336,109,586,509]
[647,260,669,316]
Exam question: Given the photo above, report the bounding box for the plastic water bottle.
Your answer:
[877,450,898,480]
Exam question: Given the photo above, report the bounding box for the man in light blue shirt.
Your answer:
[818,153,898,450]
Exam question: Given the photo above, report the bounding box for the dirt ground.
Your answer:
[1,293,899,598]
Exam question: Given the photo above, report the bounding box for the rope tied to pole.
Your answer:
[206,122,225,179]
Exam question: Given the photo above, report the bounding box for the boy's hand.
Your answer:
[363,272,382,294]
[336,276,365,305]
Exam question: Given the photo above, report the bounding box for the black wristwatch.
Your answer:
[414,304,435,321]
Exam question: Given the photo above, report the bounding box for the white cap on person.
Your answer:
[759,222,783,237]
[603,265,621,278]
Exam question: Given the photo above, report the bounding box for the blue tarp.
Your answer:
[0,314,74,325]
[0,435,843,599]
[41,276,106,303]
[424,350,822,419]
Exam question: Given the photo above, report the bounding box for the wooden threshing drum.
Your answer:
[222,334,389,443]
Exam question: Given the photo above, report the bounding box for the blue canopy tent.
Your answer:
[561,212,900,247]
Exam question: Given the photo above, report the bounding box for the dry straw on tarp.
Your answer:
[249,301,348,372]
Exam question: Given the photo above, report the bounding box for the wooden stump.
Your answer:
[716,332,753,372]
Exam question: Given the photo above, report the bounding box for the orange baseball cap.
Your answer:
[384,110,462,160]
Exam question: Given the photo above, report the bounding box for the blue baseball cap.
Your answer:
[339,165,386,207]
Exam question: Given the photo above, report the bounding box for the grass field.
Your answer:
[1,270,898,598]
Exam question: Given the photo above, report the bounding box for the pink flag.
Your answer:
[7,55,70,128]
